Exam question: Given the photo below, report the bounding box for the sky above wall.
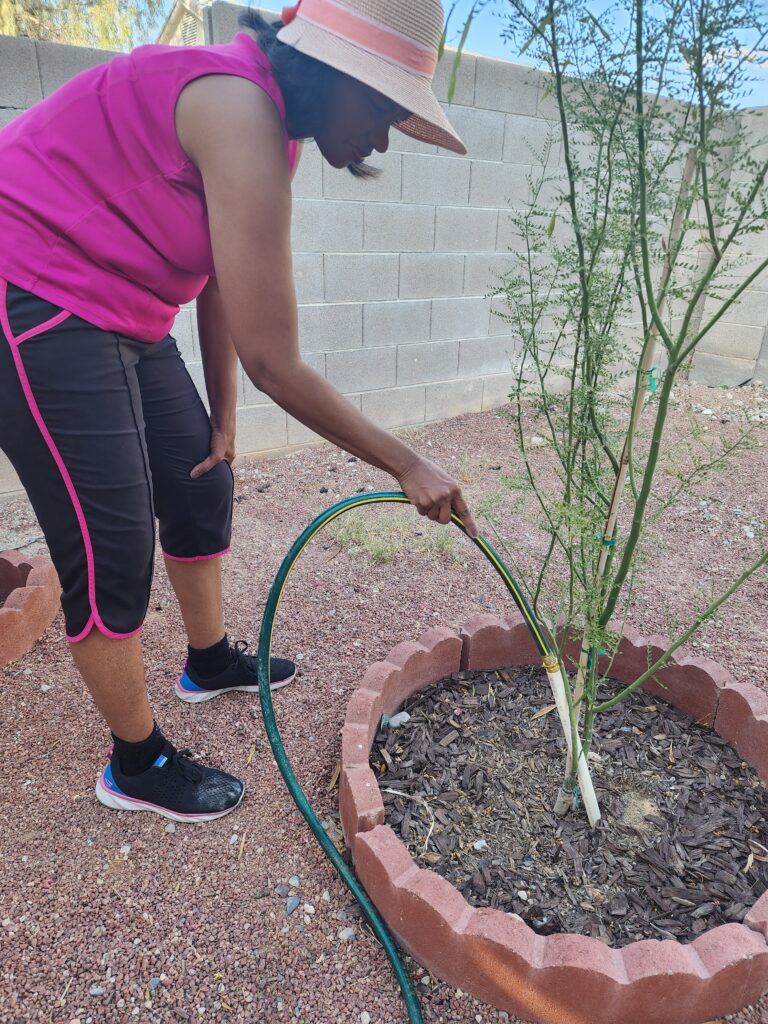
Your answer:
[261,0,768,109]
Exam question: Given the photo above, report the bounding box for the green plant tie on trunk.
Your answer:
[255,491,557,1023]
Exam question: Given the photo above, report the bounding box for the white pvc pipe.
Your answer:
[544,661,602,828]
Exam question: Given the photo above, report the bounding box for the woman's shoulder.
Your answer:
[128,33,275,86]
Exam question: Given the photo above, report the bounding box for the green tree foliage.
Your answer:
[0,0,167,50]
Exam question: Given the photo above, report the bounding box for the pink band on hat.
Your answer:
[295,0,437,77]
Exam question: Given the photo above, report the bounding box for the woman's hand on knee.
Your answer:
[191,423,236,479]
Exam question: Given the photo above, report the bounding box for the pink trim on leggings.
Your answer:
[0,278,142,644]
[162,547,231,563]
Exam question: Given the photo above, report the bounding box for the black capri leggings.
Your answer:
[0,279,234,642]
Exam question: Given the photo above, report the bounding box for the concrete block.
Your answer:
[399,254,465,299]
[293,253,324,304]
[323,151,402,202]
[204,0,241,43]
[361,386,427,428]
[425,378,484,420]
[701,288,768,329]
[402,154,471,205]
[292,200,364,253]
[435,207,498,252]
[482,372,517,409]
[474,57,540,116]
[388,130,438,155]
[397,340,459,386]
[496,209,527,252]
[464,254,515,296]
[291,142,323,199]
[441,105,505,162]
[364,202,434,253]
[688,352,756,387]
[363,299,431,347]
[0,36,42,108]
[431,297,491,341]
[490,294,515,335]
[236,404,288,453]
[503,114,562,165]
[0,108,25,129]
[696,322,764,361]
[171,308,198,362]
[326,346,397,394]
[470,160,530,208]
[433,50,477,106]
[324,254,399,302]
[459,336,520,377]
[35,40,113,97]
[240,368,270,408]
[298,302,363,353]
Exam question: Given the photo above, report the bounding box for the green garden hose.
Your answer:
[255,491,554,1023]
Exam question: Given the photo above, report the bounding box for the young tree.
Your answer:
[483,0,767,824]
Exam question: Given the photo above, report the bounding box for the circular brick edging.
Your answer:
[0,550,60,669]
[339,614,768,1024]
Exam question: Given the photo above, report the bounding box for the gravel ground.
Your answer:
[0,380,766,1024]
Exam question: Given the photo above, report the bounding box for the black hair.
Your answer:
[238,9,379,178]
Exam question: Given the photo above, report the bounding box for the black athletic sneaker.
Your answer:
[175,640,296,704]
[95,740,244,822]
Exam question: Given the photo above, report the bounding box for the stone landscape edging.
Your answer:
[0,550,60,668]
[339,614,768,1024]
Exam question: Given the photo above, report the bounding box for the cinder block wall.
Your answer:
[0,14,766,493]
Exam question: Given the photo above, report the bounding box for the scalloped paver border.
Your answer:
[0,550,60,668]
[339,614,768,1024]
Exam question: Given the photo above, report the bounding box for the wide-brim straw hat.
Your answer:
[276,0,466,154]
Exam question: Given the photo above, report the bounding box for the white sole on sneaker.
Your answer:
[94,772,245,822]
[174,670,297,704]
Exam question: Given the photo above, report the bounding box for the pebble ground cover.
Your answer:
[0,381,766,1023]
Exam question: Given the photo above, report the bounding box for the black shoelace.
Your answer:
[232,639,258,678]
[171,748,203,783]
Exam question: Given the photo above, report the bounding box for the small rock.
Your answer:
[119,844,130,856]
[529,435,546,448]
[274,883,290,898]
[88,985,104,998]
[303,904,315,914]
[334,909,348,921]
[40,684,50,692]
[385,711,411,729]
[473,840,488,852]
[148,978,161,991]
[360,1013,371,1024]
[289,875,300,888]
[321,890,330,902]
[420,975,431,986]
[517,891,529,901]
[286,896,300,915]
[229,835,238,845]
[337,927,357,941]
[164,822,176,834]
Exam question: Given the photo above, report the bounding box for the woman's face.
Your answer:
[315,73,409,169]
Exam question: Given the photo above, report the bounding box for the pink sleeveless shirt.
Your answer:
[0,33,298,343]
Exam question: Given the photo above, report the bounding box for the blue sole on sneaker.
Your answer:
[95,762,244,822]
[175,669,296,703]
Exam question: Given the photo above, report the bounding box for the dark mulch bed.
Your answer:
[370,666,768,946]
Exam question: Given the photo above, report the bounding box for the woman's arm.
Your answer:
[175,75,477,536]
[190,276,239,479]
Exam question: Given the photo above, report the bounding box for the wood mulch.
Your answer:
[370,666,768,946]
